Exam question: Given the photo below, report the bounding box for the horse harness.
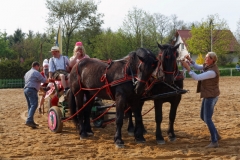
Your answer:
[143,51,181,96]
[74,57,147,101]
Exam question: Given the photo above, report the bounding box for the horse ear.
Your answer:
[173,43,181,51]
[137,55,144,62]
[157,42,164,50]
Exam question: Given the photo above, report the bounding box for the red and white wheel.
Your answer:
[48,106,63,133]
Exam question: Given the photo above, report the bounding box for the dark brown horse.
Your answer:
[127,43,186,144]
[68,48,158,148]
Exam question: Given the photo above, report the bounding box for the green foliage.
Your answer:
[46,0,104,56]
[217,54,235,66]
[187,14,231,55]
[0,32,16,59]
[0,58,33,79]
[90,30,133,59]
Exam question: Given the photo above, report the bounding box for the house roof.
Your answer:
[174,30,239,52]
[175,30,191,49]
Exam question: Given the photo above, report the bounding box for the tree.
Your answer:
[187,14,231,55]
[0,31,15,60]
[8,29,26,60]
[91,29,132,59]
[151,13,170,44]
[165,14,188,44]
[121,7,146,49]
[235,18,240,43]
[46,0,104,56]
[195,53,204,64]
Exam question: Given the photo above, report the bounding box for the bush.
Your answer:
[0,58,34,79]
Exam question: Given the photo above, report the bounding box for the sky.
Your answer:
[0,0,239,35]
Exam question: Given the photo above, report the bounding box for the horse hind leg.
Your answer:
[84,93,94,136]
[125,109,135,136]
[75,92,88,140]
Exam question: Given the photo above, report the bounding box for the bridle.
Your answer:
[157,50,178,76]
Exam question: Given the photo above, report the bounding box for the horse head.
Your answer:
[130,48,158,96]
[157,43,180,84]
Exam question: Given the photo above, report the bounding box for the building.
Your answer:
[172,30,239,62]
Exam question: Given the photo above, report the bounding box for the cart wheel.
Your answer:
[93,117,104,128]
[48,106,63,133]
[92,100,105,128]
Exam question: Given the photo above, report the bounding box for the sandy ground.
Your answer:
[0,77,240,160]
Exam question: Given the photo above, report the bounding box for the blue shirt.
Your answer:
[188,61,216,81]
[24,68,47,91]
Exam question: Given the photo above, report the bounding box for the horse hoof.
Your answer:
[168,137,176,142]
[80,133,88,140]
[128,131,134,136]
[115,144,124,148]
[114,139,124,148]
[87,132,94,136]
[135,139,146,144]
[135,138,146,143]
[80,136,87,140]
[157,140,165,145]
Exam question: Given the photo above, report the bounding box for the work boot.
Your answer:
[205,142,219,148]
[25,122,37,129]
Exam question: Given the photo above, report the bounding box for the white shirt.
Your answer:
[49,55,69,72]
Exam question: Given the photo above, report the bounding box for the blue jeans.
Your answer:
[200,97,219,143]
[24,88,38,123]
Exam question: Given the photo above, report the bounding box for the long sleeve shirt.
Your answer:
[188,61,216,81]
[24,68,47,91]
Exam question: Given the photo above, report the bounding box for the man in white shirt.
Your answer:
[49,46,70,94]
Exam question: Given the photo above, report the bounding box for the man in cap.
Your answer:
[49,46,70,95]
[24,61,48,128]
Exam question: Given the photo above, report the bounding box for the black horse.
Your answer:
[68,48,158,148]
[127,43,186,144]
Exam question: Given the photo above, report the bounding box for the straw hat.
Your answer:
[50,46,59,52]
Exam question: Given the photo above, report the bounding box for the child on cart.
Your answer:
[38,59,51,114]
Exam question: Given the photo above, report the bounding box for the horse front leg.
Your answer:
[167,101,179,142]
[114,94,125,148]
[132,101,146,143]
[154,100,165,144]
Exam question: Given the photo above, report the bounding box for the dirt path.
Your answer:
[0,77,240,159]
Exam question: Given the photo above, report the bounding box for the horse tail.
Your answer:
[68,90,78,126]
